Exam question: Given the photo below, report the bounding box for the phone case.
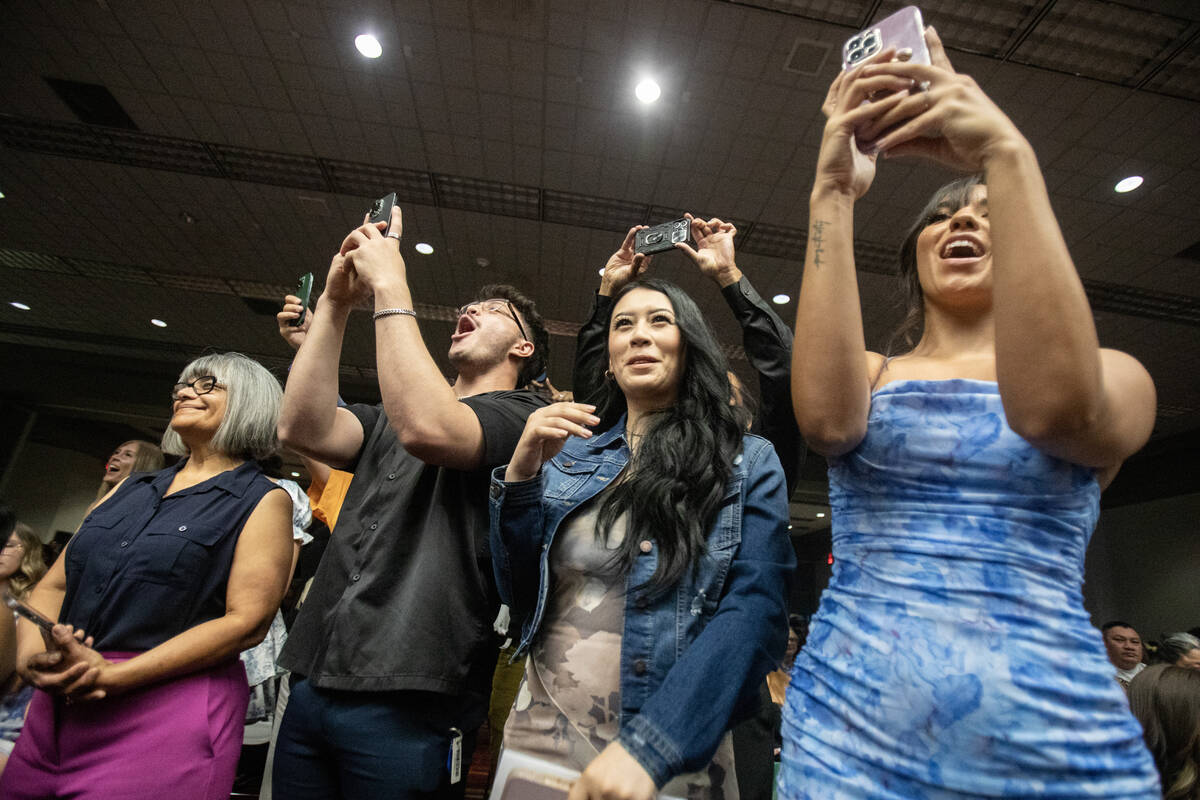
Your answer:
[842,6,929,70]
[290,272,314,328]
[368,191,397,236]
[635,218,691,255]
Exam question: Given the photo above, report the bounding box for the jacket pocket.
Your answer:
[543,457,601,501]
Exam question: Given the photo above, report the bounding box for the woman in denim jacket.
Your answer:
[490,277,794,799]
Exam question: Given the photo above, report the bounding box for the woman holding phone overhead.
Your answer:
[490,278,794,799]
[1,353,293,800]
[779,27,1160,799]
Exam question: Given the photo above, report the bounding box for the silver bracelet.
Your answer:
[373,307,417,321]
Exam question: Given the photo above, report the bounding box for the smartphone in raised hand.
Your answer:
[367,192,398,237]
[842,6,930,71]
[289,272,314,328]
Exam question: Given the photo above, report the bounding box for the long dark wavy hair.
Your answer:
[885,174,986,357]
[593,278,745,598]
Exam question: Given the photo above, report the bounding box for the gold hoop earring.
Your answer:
[604,369,614,381]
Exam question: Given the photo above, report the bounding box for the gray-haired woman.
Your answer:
[2,352,294,800]
[1157,633,1200,671]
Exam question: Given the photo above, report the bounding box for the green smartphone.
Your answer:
[290,272,314,327]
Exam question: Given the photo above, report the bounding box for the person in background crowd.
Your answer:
[1158,634,1200,671]
[1128,664,1200,800]
[780,28,1159,797]
[273,205,548,798]
[574,217,803,494]
[491,277,793,798]
[0,512,47,775]
[1104,620,1147,687]
[91,439,164,510]
[1,353,294,800]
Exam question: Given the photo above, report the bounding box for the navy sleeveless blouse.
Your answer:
[61,459,280,652]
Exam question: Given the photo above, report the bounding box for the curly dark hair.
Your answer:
[886,174,986,357]
[471,284,549,389]
[593,278,745,598]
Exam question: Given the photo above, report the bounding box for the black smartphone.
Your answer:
[635,218,691,255]
[4,592,55,633]
[368,191,397,236]
[290,272,314,328]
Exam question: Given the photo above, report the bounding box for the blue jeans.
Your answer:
[271,679,481,800]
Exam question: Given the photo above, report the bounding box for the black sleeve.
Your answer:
[572,292,616,405]
[721,277,804,495]
[342,403,383,473]
[461,389,550,468]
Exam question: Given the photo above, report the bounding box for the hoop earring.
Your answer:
[604,369,614,381]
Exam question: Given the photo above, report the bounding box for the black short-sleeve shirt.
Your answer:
[60,460,281,651]
[279,389,546,697]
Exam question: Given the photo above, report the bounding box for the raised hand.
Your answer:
[813,47,913,198]
[856,28,1025,171]
[342,205,408,294]
[675,214,741,287]
[504,402,599,483]
[600,226,652,296]
[276,293,311,350]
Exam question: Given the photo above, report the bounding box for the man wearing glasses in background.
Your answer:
[274,206,549,799]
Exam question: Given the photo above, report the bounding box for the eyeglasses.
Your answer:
[171,375,223,402]
[456,299,529,343]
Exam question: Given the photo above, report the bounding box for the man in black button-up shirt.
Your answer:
[274,207,548,798]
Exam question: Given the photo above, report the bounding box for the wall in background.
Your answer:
[1085,492,1200,641]
[2,441,101,541]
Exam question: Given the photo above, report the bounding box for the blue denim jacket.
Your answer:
[488,418,794,785]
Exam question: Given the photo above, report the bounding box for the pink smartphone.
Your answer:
[842,6,931,71]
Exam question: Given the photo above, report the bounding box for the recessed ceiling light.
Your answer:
[476,257,490,268]
[355,34,382,58]
[151,318,167,327]
[415,242,434,255]
[787,524,794,530]
[9,301,30,311]
[0,190,6,199]
[635,78,661,104]
[816,512,826,518]
[598,268,605,276]
[290,471,301,478]
[772,294,790,305]
[1114,176,1143,193]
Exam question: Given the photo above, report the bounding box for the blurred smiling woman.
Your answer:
[1,352,294,800]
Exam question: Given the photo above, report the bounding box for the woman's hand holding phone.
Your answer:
[857,27,1027,171]
[21,622,110,703]
[505,403,600,483]
[276,293,311,350]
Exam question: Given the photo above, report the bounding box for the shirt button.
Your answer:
[369,522,378,530]
[352,573,361,582]
[387,473,396,480]
[94,586,102,594]
[635,596,648,609]
[120,541,129,548]
[638,540,652,554]
[178,525,188,532]
[633,659,648,676]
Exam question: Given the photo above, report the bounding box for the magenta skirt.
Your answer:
[0,654,249,800]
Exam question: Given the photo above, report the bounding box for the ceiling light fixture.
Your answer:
[598,268,605,276]
[9,301,30,310]
[772,294,790,304]
[0,190,6,199]
[816,512,826,518]
[1114,176,1143,193]
[151,318,167,327]
[415,242,434,254]
[355,34,383,59]
[635,78,661,104]
[290,471,301,478]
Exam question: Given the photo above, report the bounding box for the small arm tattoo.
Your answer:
[811,220,827,268]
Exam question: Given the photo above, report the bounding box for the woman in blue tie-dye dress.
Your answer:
[780,28,1160,798]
